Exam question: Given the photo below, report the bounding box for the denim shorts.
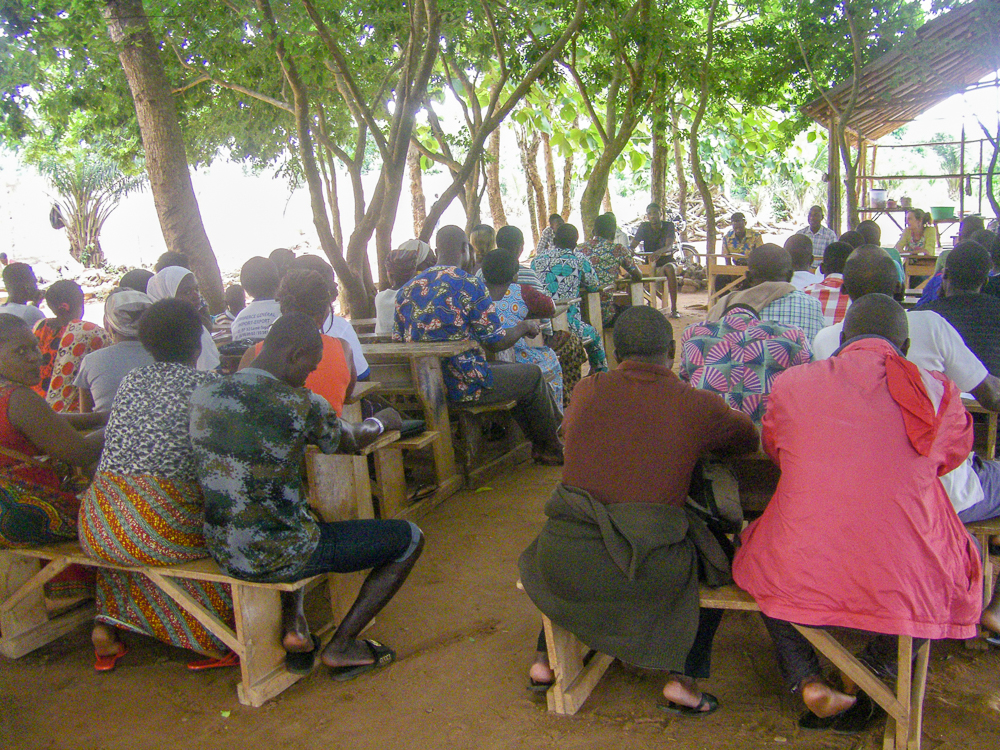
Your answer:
[295,519,418,579]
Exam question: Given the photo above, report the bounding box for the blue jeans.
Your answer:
[957,456,1000,524]
[295,519,420,579]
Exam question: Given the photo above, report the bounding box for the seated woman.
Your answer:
[531,223,608,372]
[32,280,112,412]
[481,250,564,410]
[76,289,154,413]
[895,208,938,257]
[146,266,220,371]
[375,240,435,336]
[0,314,105,550]
[77,299,234,671]
[238,270,356,416]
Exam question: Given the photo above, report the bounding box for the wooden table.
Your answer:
[902,255,938,291]
[963,397,998,459]
[361,341,477,515]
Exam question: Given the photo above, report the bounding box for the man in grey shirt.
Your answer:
[0,263,45,326]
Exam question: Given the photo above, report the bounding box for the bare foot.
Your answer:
[91,624,121,657]
[321,638,375,669]
[529,656,554,685]
[281,596,312,652]
[981,607,1000,636]
[801,680,856,718]
[663,675,710,711]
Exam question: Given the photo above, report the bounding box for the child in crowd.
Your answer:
[230,258,281,342]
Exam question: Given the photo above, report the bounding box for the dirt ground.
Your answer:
[4,294,1000,750]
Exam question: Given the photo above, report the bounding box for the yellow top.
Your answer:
[895,226,938,255]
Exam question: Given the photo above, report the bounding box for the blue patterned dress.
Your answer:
[531,248,608,371]
[493,285,564,408]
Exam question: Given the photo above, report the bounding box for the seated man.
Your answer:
[520,307,758,714]
[630,202,680,318]
[191,313,423,678]
[733,295,981,732]
[802,240,853,326]
[708,244,825,342]
[0,263,44,326]
[856,219,904,283]
[796,205,837,269]
[919,241,1000,375]
[721,212,763,265]
[230,256,281,342]
[395,225,563,464]
[784,235,820,291]
[578,213,642,324]
[680,300,812,426]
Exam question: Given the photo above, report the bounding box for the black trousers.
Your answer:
[760,613,924,692]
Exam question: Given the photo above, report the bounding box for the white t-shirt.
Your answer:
[791,270,822,291]
[230,299,282,342]
[197,327,221,372]
[0,303,45,326]
[374,289,397,336]
[323,314,370,377]
[812,309,989,512]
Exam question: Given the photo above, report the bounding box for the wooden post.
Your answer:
[828,117,842,234]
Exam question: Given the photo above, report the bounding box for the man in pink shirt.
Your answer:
[802,240,853,325]
[733,294,981,733]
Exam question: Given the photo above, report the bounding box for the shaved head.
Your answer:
[841,294,908,351]
[784,234,814,271]
[436,225,468,267]
[843,246,900,300]
[747,244,793,285]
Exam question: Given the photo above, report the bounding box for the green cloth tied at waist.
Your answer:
[518,483,731,672]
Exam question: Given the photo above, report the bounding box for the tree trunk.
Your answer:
[103,0,225,313]
[579,150,616,243]
[517,130,547,235]
[670,102,687,240]
[486,128,507,227]
[542,132,558,215]
[689,0,721,253]
[318,147,344,249]
[560,148,573,220]
[525,180,540,248]
[986,131,999,220]
[650,98,667,208]
[408,141,426,237]
[602,187,613,215]
[463,161,483,235]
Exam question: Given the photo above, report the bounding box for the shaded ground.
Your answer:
[4,293,1000,749]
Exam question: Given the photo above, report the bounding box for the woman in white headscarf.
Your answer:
[146,267,220,371]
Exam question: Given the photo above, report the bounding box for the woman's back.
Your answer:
[252,334,351,415]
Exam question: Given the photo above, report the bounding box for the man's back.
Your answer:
[562,361,757,506]
[922,293,1000,375]
[191,368,340,581]
[733,338,980,639]
[393,265,505,402]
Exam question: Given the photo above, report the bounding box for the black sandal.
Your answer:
[284,634,320,675]
[657,692,720,717]
[329,639,396,682]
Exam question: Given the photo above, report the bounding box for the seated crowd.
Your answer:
[2,210,1000,736]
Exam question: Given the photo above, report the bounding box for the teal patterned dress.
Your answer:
[531,248,608,372]
[493,284,564,408]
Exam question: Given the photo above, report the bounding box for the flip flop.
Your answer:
[94,642,128,672]
[527,678,554,694]
[832,692,875,735]
[985,633,1000,647]
[798,710,841,730]
[187,651,240,671]
[329,639,396,682]
[657,691,719,717]
[285,634,321,675]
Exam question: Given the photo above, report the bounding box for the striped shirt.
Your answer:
[759,290,826,342]
[796,226,838,267]
[803,274,850,326]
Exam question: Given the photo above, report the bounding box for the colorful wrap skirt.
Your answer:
[78,473,235,656]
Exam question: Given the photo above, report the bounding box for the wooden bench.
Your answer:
[0,445,395,707]
[963,397,998,460]
[527,582,931,750]
[453,400,532,489]
[903,256,937,291]
[965,516,1000,620]
[705,256,749,309]
[362,342,471,517]
[349,317,378,334]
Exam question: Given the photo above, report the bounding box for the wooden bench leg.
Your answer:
[374,447,407,520]
[232,582,296,708]
[0,552,93,659]
[542,614,614,716]
[908,640,930,750]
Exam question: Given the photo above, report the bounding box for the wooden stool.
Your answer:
[373,430,441,519]
[453,401,531,488]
